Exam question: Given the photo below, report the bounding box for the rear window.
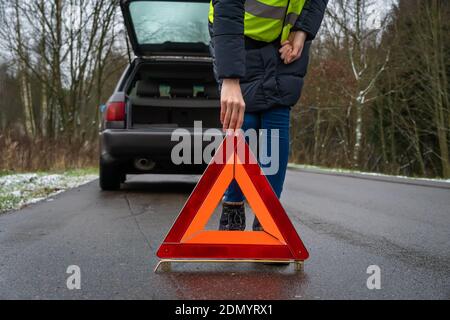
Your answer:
[129,1,211,45]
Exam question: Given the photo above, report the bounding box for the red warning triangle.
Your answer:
[157,134,309,261]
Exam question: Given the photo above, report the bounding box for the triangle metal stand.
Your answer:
[154,259,305,273]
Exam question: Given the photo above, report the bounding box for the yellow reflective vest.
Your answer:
[209,0,306,43]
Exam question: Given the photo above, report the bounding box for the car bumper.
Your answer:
[100,128,224,174]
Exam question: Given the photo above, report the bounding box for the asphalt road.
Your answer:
[0,169,449,300]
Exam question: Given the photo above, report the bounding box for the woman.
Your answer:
[209,0,328,231]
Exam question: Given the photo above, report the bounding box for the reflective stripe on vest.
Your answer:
[209,0,306,43]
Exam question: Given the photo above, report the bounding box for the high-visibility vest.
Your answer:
[209,0,306,43]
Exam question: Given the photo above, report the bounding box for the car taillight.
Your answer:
[106,101,126,121]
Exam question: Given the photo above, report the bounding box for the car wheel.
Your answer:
[99,161,121,191]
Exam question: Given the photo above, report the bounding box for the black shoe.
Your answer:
[219,203,246,231]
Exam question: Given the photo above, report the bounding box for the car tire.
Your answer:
[100,161,121,191]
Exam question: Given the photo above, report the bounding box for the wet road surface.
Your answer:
[0,169,449,299]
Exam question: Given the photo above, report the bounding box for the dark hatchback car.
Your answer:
[100,0,222,190]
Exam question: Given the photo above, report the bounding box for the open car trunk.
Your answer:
[126,59,221,129]
[120,0,220,129]
[121,0,211,57]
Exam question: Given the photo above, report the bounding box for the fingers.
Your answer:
[287,46,300,64]
[230,100,246,131]
[280,47,291,61]
[222,95,245,131]
[290,39,304,63]
[228,103,239,131]
[222,101,233,131]
[223,100,245,131]
[279,44,293,63]
[220,100,226,125]
[220,79,246,132]
[282,42,303,64]
[282,31,307,64]
[236,103,245,130]
[284,51,292,64]
[288,31,307,63]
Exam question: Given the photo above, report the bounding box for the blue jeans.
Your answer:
[224,106,291,203]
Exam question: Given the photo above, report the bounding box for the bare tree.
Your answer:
[0,0,125,140]
[326,0,391,168]
[408,0,449,177]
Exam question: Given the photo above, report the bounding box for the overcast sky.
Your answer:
[0,0,399,65]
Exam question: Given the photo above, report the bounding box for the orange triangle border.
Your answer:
[156,135,309,261]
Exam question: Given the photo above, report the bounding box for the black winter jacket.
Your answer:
[210,0,328,112]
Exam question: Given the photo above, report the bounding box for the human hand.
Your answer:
[220,79,246,131]
[279,31,308,64]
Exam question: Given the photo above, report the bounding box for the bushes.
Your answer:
[0,131,97,173]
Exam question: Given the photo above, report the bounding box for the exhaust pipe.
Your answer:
[134,158,156,171]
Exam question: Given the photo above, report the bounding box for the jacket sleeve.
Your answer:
[292,0,329,41]
[211,0,246,79]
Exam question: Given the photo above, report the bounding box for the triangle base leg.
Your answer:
[154,259,305,273]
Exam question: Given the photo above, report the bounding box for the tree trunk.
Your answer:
[353,99,363,168]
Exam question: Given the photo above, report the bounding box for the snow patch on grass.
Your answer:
[0,171,98,213]
[288,163,450,184]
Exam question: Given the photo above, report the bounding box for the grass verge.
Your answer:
[0,168,98,213]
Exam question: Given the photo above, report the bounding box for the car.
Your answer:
[100,0,222,190]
